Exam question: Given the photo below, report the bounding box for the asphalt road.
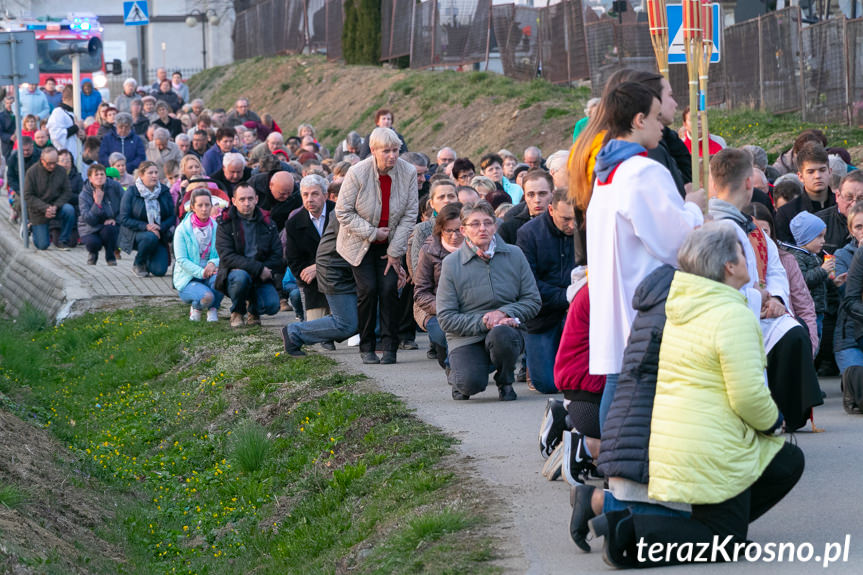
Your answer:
[314,331,862,575]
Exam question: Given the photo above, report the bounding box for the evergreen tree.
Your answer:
[342,0,381,65]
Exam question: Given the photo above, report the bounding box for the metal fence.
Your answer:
[231,2,863,125]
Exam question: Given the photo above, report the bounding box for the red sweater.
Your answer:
[554,285,606,394]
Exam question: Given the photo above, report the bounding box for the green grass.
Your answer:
[0,484,27,509]
[709,108,863,162]
[0,306,498,574]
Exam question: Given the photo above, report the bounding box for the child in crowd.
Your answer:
[788,211,843,341]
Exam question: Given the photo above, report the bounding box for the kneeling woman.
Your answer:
[173,185,224,322]
[590,222,804,568]
[119,161,175,277]
[436,201,541,401]
[413,202,463,367]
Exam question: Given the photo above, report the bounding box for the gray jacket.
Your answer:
[436,241,541,351]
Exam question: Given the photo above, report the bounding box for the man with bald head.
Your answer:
[259,170,302,231]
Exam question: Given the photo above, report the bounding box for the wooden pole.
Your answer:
[699,1,714,187]
[683,0,702,191]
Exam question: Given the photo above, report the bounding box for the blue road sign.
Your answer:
[668,3,721,64]
[123,1,149,26]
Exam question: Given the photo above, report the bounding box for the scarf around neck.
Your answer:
[465,237,496,262]
[190,215,214,263]
[135,178,162,226]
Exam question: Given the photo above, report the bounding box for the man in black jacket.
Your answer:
[252,168,301,231]
[775,143,835,243]
[215,183,284,328]
[499,169,554,244]
[285,174,335,326]
[517,188,578,394]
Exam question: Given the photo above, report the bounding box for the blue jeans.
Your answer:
[133,231,170,276]
[226,269,280,316]
[288,293,358,346]
[31,203,75,250]
[599,373,620,434]
[836,339,863,374]
[523,322,564,394]
[178,276,224,310]
[426,316,449,369]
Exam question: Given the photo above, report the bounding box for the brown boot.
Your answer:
[246,314,261,327]
[230,312,245,328]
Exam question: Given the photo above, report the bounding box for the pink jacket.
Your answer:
[778,248,819,356]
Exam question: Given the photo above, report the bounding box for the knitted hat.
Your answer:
[790,211,826,247]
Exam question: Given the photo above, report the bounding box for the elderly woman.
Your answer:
[436,200,541,401]
[335,127,419,364]
[155,78,182,113]
[153,100,183,139]
[414,203,463,367]
[173,187,223,322]
[479,153,524,204]
[78,163,123,265]
[146,128,183,182]
[107,153,135,188]
[589,222,804,568]
[119,160,175,278]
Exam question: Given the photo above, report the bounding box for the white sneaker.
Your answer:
[189,306,201,321]
[206,308,219,322]
[347,334,361,347]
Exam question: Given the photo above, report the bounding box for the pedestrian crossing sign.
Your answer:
[667,3,721,64]
[123,1,149,26]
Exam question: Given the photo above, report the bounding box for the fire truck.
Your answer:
[0,14,121,98]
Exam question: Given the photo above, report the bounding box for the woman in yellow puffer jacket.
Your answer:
[588,222,804,569]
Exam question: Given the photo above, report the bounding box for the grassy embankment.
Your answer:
[188,53,863,163]
[0,306,498,574]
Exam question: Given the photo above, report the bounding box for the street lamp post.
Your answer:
[185,9,220,70]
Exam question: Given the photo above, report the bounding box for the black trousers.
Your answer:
[447,325,524,396]
[766,325,824,430]
[629,442,804,567]
[398,280,417,342]
[352,243,400,353]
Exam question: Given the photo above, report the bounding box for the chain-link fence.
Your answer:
[231,2,863,126]
[802,18,848,123]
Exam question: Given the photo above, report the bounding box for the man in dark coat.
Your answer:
[254,170,302,231]
[23,146,76,250]
[215,183,285,328]
[8,136,40,220]
[210,153,253,198]
[775,143,835,243]
[285,174,336,338]
[516,189,579,394]
[499,169,554,244]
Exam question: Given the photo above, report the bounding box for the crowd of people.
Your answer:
[6,65,863,568]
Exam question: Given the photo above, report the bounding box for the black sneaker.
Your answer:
[319,341,336,351]
[87,252,97,265]
[399,340,419,350]
[570,484,597,552]
[132,265,149,278]
[279,326,306,357]
[452,388,470,400]
[426,347,438,360]
[562,430,594,486]
[498,384,517,401]
[539,398,568,459]
[361,352,380,364]
[380,350,397,364]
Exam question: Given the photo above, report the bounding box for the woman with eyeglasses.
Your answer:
[413,203,464,368]
[436,200,541,401]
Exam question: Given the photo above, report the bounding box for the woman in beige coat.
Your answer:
[335,127,418,364]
